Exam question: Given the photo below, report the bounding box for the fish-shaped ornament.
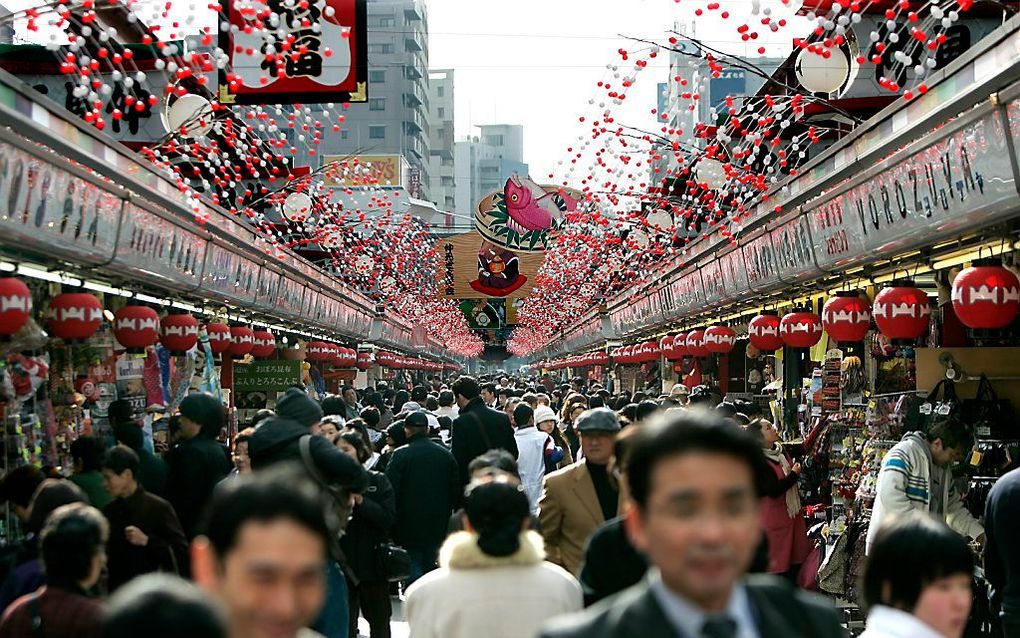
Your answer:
[502,175,575,234]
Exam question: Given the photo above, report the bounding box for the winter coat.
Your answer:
[339,470,395,582]
[0,585,103,638]
[385,432,461,550]
[248,418,368,494]
[451,398,519,486]
[405,531,582,638]
[986,467,1020,620]
[165,435,232,539]
[515,426,552,513]
[578,516,647,607]
[759,447,810,574]
[135,448,168,497]
[102,486,188,592]
[859,605,945,638]
[866,431,983,552]
[539,461,625,577]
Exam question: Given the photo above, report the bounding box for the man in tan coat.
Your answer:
[539,408,624,576]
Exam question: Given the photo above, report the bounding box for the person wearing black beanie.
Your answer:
[275,388,324,432]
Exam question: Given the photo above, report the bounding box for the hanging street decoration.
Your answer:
[951,260,1020,330]
[822,292,872,343]
[113,305,161,352]
[780,309,823,349]
[0,278,32,338]
[748,312,784,352]
[873,281,931,340]
[161,312,201,353]
[47,293,103,341]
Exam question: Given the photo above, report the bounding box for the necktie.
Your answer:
[701,615,738,638]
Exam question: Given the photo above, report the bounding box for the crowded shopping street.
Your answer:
[2,0,1020,636]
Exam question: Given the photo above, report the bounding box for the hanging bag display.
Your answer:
[963,374,1016,439]
[919,378,960,432]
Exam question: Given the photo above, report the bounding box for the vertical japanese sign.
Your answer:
[220,0,368,104]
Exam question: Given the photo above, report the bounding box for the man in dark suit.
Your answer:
[541,409,844,638]
[451,376,518,486]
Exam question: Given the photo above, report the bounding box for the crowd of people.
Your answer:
[0,373,1015,638]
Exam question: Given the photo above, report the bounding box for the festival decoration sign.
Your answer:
[220,0,368,104]
[475,176,581,254]
[436,230,546,299]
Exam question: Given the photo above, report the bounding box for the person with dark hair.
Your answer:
[166,394,232,539]
[861,513,973,638]
[385,412,461,584]
[104,573,227,638]
[406,476,582,638]
[744,417,823,578]
[336,429,395,638]
[451,376,519,487]
[716,401,738,419]
[363,392,393,430]
[341,386,362,421]
[535,406,572,474]
[986,466,1020,637]
[393,390,410,414]
[687,384,714,407]
[192,467,333,638]
[436,390,459,420]
[587,395,605,410]
[539,408,623,577]
[479,382,498,408]
[635,400,661,424]
[0,465,45,525]
[0,479,87,613]
[617,403,639,427]
[70,436,112,509]
[275,388,325,433]
[112,413,168,497]
[320,394,347,419]
[513,403,553,514]
[101,446,188,591]
[541,409,842,638]
[866,416,983,552]
[561,403,585,460]
[228,428,255,478]
[249,408,277,430]
[0,503,108,638]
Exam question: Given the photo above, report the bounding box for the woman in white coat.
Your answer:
[860,513,974,638]
[405,474,582,638]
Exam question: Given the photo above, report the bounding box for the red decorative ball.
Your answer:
[672,331,689,358]
[228,326,255,357]
[113,305,160,351]
[748,312,784,351]
[48,293,103,341]
[251,330,276,358]
[704,325,737,353]
[160,313,199,352]
[780,310,823,349]
[0,278,32,337]
[641,340,661,362]
[356,351,373,370]
[204,323,232,355]
[618,344,634,364]
[659,335,675,359]
[873,282,931,340]
[686,330,709,358]
[822,292,872,343]
[952,260,1020,329]
[306,341,331,362]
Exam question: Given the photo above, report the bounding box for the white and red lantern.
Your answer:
[113,305,160,351]
[822,291,872,343]
[686,330,709,358]
[748,312,784,352]
[873,281,931,340]
[356,351,373,370]
[160,312,199,352]
[780,310,823,349]
[228,326,255,357]
[952,260,1020,329]
[0,278,32,337]
[619,344,634,364]
[306,341,331,362]
[204,323,232,355]
[641,340,661,362]
[659,335,675,360]
[251,331,276,358]
[672,331,689,358]
[48,292,103,341]
[704,325,737,354]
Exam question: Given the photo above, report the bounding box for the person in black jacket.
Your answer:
[165,394,232,540]
[541,409,843,638]
[385,412,460,585]
[336,429,395,638]
[109,399,167,497]
[450,376,518,486]
[986,466,1020,637]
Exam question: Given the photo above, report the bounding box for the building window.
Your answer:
[369,126,386,139]
[369,98,386,111]
[487,135,505,146]
[376,16,395,27]
[437,107,444,118]
[369,70,385,83]
[340,130,349,140]
[368,43,394,54]
[437,86,444,97]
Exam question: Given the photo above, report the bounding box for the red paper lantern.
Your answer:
[228,326,255,357]
[642,340,661,362]
[306,341,331,362]
[686,330,709,358]
[48,293,103,341]
[620,344,634,364]
[748,312,784,352]
[780,310,823,349]
[356,351,373,370]
[704,325,737,354]
[0,278,32,337]
[113,305,160,351]
[251,331,276,358]
[672,331,689,358]
[204,323,232,355]
[160,312,199,352]
[659,335,675,360]
[873,281,931,340]
[951,259,1020,329]
[822,291,872,343]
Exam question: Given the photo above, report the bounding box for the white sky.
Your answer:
[427,0,809,181]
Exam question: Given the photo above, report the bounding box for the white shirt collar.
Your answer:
[862,605,946,638]
[648,570,760,638]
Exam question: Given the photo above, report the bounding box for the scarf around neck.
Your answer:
[763,444,801,518]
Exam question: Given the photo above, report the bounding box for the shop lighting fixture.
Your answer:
[930,241,1017,271]
[135,293,169,305]
[15,264,81,286]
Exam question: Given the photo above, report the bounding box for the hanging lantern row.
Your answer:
[307,342,360,367]
[375,351,444,372]
[541,351,610,370]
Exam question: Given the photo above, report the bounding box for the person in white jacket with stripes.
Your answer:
[512,403,554,515]
[866,416,984,553]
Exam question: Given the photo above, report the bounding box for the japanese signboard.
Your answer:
[233,360,302,392]
[220,0,368,104]
[435,230,546,300]
[322,154,407,188]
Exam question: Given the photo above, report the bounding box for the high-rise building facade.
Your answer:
[428,69,455,212]
[454,124,528,216]
[317,0,431,201]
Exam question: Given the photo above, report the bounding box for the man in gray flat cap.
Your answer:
[538,408,624,576]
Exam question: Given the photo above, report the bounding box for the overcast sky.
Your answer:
[428,0,809,182]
